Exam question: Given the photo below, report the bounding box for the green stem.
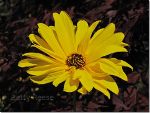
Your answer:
[73,92,76,112]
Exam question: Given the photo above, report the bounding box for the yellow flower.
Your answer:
[18,11,133,99]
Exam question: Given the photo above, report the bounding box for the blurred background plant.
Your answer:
[0,0,149,112]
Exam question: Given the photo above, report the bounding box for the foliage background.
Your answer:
[0,0,149,112]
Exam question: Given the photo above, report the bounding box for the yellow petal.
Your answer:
[94,76,119,95]
[93,82,110,99]
[85,65,107,78]
[92,22,115,42]
[87,45,127,63]
[22,53,56,64]
[63,78,79,92]
[121,42,129,46]
[87,31,127,62]
[99,45,128,57]
[49,26,55,30]
[72,69,81,80]
[32,45,65,64]
[53,72,70,87]
[75,20,88,50]
[38,23,66,58]
[88,23,115,53]
[78,20,101,54]
[94,32,124,48]
[29,34,51,49]
[99,32,125,46]
[109,58,133,70]
[53,12,75,55]
[88,20,101,36]
[18,59,48,67]
[99,59,128,81]
[78,87,88,95]
[60,11,75,43]
[30,70,64,84]
[76,69,93,92]
[27,65,66,76]
[90,28,104,42]
[120,60,133,70]
[113,32,125,43]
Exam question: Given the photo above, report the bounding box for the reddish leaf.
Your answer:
[112,95,129,111]
[127,72,140,84]
[87,101,99,111]
[136,93,149,112]
[124,87,137,111]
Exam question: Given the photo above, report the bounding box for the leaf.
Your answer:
[112,95,129,111]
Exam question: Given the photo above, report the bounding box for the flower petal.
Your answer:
[38,23,66,58]
[30,71,64,84]
[92,32,125,50]
[93,82,110,99]
[90,28,104,42]
[18,58,48,67]
[53,72,70,87]
[88,20,101,36]
[113,32,125,43]
[121,42,129,46]
[22,53,57,64]
[60,11,75,43]
[85,65,107,78]
[49,26,55,30]
[78,20,101,54]
[94,76,119,95]
[87,45,127,63]
[32,45,65,64]
[88,23,115,51]
[78,87,88,94]
[63,78,79,92]
[27,65,66,76]
[29,34,51,49]
[109,58,133,70]
[53,11,75,55]
[75,20,88,50]
[99,45,127,57]
[75,69,93,92]
[99,59,128,81]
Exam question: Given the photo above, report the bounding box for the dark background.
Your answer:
[0,0,149,112]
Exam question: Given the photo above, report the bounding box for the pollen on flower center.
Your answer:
[66,53,86,69]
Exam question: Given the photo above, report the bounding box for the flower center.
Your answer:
[66,53,86,69]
